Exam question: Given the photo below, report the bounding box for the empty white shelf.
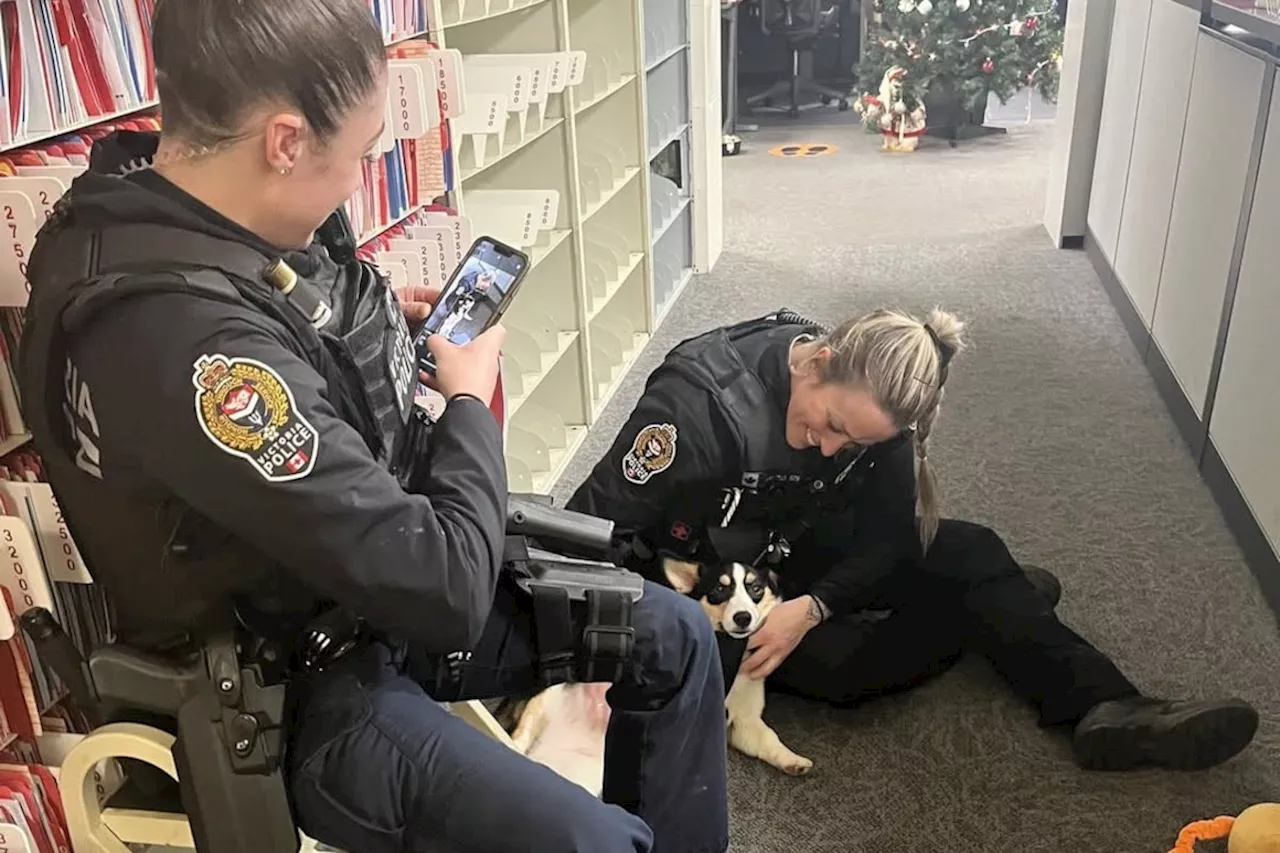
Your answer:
[655,267,693,325]
[582,167,641,221]
[437,0,553,29]
[593,331,651,418]
[575,74,637,115]
[651,194,691,244]
[532,425,589,493]
[586,251,645,321]
[504,330,580,418]
[460,117,565,184]
[528,227,572,268]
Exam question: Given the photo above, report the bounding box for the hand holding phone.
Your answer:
[395,284,442,326]
[427,323,507,403]
[415,236,530,375]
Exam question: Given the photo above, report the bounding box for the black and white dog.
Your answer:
[663,558,814,776]
[493,558,813,793]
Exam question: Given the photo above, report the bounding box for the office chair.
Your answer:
[746,0,850,118]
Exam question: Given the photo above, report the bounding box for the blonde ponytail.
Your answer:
[814,306,967,552]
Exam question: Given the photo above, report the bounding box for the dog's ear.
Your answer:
[662,558,701,594]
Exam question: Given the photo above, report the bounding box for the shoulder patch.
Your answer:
[192,354,319,482]
[622,423,678,485]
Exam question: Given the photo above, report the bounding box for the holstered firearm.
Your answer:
[503,494,645,685]
[394,406,645,685]
[21,608,300,853]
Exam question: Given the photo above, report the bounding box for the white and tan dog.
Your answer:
[662,557,813,776]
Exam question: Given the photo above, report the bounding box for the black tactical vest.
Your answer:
[635,310,893,567]
[19,208,417,650]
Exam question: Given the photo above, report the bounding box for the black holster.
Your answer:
[503,495,645,686]
[394,405,646,688]
[20,608,299,853]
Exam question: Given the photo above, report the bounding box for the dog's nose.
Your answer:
[732,611,752,628]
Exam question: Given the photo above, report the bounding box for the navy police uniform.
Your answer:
[19,131,729,853]
[567,313,1143,727]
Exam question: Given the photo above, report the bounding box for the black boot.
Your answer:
[1072,696,1259,771]
[1023,564,1061,609]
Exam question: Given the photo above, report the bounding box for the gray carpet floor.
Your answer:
[552,102,1280,853]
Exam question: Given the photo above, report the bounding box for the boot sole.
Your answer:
[1073,700,1259,772]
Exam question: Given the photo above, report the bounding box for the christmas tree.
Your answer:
[855,0,1065,127]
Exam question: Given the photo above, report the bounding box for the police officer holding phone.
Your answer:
[18,1,729,851]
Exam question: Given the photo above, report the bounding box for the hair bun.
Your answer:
[924,308,966,360]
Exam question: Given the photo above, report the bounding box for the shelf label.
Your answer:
[431,49,467,119]
[404,225,457,282]
[0,192,38,307]
[418,213,472,267]
[545,55,568,93]
[0,516,55,616]
[5,177,66,221]
[23,483,93,584]
[376,253,413,291]
[389,62,430,138]
[567,51,588,86]
[389,239,448,289]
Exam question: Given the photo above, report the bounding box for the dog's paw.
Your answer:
[781,755,813,776]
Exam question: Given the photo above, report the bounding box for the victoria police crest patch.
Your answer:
[622,423,678,485]
[192,354,319,482]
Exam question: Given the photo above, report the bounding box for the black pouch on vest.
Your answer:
[394,406,437,494]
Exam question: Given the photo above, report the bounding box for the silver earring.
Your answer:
[279,166,292,176]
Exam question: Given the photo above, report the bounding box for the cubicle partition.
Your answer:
[1085,0,1280,614]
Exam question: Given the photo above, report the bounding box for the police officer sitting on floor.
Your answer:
[17,1,729,851]
[568,307,1260,772]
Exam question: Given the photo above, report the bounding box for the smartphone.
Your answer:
[414,236,530,374]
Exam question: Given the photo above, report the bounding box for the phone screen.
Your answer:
[416,238,528,372]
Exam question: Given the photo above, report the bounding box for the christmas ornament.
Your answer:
[955,0,970,8]
[982,57,994,73]
[898,0,915,11]
[1010,20,1023,36]
[1025,15,1039,30]
[917,0,933,13]
[854,66,927,153]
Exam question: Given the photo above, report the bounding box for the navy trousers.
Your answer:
[284,580,729,853]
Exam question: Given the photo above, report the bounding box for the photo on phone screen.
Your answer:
[416,238,528,373]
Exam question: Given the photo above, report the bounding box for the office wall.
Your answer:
[1080,0,1280,615]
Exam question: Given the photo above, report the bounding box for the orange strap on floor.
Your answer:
[1168,816,1235,853]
